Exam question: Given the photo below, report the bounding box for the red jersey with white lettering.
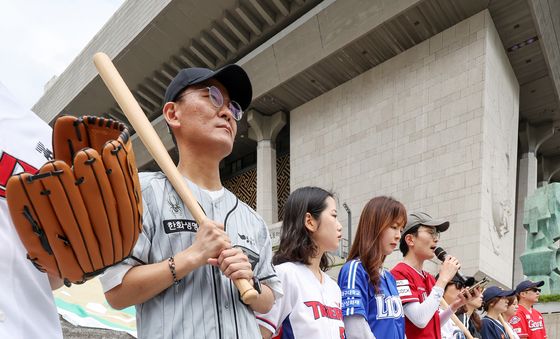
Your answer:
[391,262,441,339]
[509,304,547,339]
[255,262,345,339]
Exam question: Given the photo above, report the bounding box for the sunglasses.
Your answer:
[179,85,244,121]
[526,288,541,293]
[448,281,465,290]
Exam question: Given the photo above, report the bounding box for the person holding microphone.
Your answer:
[391,212,479,339]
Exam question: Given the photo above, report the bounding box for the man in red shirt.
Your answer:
[509,280,547,339]
[391,212,477,339]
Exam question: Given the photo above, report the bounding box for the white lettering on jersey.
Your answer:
[375,295,403,319]
[528,319,543,330]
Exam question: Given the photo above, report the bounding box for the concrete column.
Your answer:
[515,152,538,283]
[247,110,287,225]
[514,122,556,284]
[539,155,560,184]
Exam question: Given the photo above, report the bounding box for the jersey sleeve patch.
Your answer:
[509,316,521,325]
[395,279,409,286]
[342,298,363,310]
[341,289,362,298]
[397,285,412,296]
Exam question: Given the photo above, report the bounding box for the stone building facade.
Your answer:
[32,0,560,292]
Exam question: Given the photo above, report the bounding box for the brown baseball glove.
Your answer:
[6,115,142,285]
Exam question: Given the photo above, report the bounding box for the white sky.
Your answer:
[0,0,124,109]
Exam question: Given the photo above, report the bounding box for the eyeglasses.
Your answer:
[419,228,440,240]
[178,85,244,121]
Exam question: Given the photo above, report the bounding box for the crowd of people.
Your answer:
[255,188,547,339]
[1,62,550,339]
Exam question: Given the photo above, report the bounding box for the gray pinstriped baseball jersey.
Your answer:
[101,172,281,339]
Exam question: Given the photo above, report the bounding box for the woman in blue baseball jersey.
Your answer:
[338,196,407,339]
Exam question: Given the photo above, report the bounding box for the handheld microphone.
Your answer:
[434,247,469,283]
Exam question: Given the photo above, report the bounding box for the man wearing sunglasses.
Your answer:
[509,280,547,339]
[100,65,282,339]
[391,212,479,339]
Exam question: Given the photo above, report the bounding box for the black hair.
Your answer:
[273,186,334,271]
[399,225,420,256]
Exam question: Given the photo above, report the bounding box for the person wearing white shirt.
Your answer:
[0,82,63,339]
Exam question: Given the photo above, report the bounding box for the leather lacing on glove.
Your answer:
[7,115,143,286]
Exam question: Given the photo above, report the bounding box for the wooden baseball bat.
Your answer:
[499,314,516,339]
[440,299,475,339]
[93,52,258,305]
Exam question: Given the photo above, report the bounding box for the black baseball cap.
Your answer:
[402,211,450,235]
[164,64,253,111]
[515,280,544,294]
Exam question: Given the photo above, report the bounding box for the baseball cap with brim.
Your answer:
[515,280,544,294]
[164,64,253,111]
[402,211,450,235]
[483,286,515,304]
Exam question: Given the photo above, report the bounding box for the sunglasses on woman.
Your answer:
[448,281,465,290]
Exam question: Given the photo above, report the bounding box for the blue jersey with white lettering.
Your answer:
[338,259,405,339]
